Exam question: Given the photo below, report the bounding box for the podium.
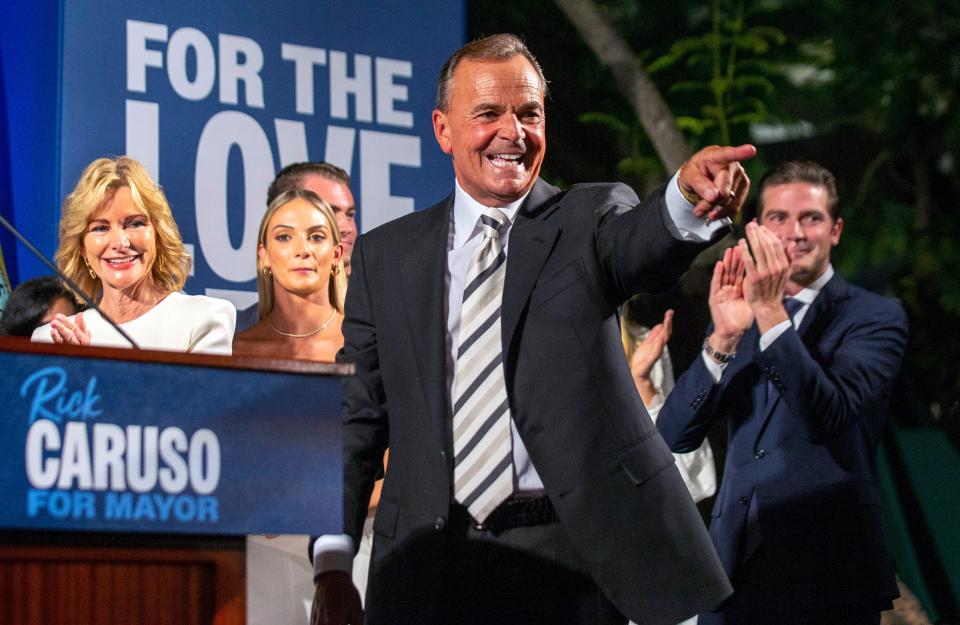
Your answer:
[0,338,349,624]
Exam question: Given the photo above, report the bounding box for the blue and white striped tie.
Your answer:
[452,208,514,523]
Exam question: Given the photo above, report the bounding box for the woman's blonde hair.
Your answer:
[56,156,190,302]
[256,189,347,319]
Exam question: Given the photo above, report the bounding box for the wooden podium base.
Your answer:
[0,531,245,625]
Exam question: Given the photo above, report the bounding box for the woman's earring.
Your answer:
[262,266,272,277]
[330,264,339,277]
[83,258,96,280]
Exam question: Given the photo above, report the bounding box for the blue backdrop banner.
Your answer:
[0,1,464,302]
[0,347,344,535]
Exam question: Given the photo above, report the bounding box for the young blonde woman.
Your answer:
[237,189,384,621]
[232,189,346,360]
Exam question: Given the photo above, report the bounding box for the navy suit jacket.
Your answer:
[339,179,732,625]
[657,273,907,612]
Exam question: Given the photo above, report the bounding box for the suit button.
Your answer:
[739,496,749,505]
[434,516,446,531]
[754,449,767,459]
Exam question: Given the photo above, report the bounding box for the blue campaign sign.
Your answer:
[0,345,344,535]
[0,1,464,305]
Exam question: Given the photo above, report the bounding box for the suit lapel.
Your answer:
[501,179,562,364]
[797,274,845,339]
[399,197,452,450]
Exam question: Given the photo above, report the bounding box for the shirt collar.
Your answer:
[451,179,528,249]
[791,265,834,306]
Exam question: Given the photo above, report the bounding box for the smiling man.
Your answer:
[312,34,758,625]
[657,160,908,625]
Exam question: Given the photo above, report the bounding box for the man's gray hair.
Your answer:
[435,33,548,111]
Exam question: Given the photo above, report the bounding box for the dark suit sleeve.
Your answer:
[659,295,909,452]
[594,183,726,303]
[657,347,732,453]
[757,298,908,440]
[337,236,390,546]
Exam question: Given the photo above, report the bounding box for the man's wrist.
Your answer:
[664,171,731,242]
[708,331,741,353]
[676,165,703,206]
[312,534,355,581]
[633,375,657,405]
[753,302,789,334]
[704,335,739,363]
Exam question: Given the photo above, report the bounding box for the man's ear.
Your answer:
[433,109,452,155]
[831,217,844,246]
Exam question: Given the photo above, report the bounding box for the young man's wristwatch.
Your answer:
[703,337,736,364]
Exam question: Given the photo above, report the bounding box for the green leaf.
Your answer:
[710,77,732,94]
[675,116,715,135]
[723,15,745,35]
[728,97,770,117]
[701,105,723,118]
[578,112,630,136]
[733,33,770,54]
[685,52,711,68]
[669,81,709,94]
[728,111,768,125]
[646,53,678,74]
[671,36,708,57]
[746,25,787,46]
[731,74,776,94]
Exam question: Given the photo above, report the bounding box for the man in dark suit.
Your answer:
[657,160,908,625]
[312,34,757,625]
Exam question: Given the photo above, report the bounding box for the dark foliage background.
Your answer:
[468,0,960,445]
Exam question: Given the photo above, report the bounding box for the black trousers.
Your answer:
[436,504,627,625]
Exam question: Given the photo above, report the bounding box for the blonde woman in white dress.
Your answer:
[32,156,234,354]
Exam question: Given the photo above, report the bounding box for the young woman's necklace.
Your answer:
[268,308,337,339]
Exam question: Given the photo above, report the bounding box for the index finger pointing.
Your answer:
[707,144,757,166]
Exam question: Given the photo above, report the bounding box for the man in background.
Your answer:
[658,160,907,624]
[0,275,77,336]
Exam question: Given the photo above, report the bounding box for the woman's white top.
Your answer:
[643,340,717,504]
[32,291,236,356]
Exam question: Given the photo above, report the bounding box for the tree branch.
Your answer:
[553,0,692,171]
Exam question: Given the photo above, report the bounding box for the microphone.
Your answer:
[0,212,140,349]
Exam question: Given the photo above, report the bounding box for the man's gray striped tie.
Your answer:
[453,207,514,523]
